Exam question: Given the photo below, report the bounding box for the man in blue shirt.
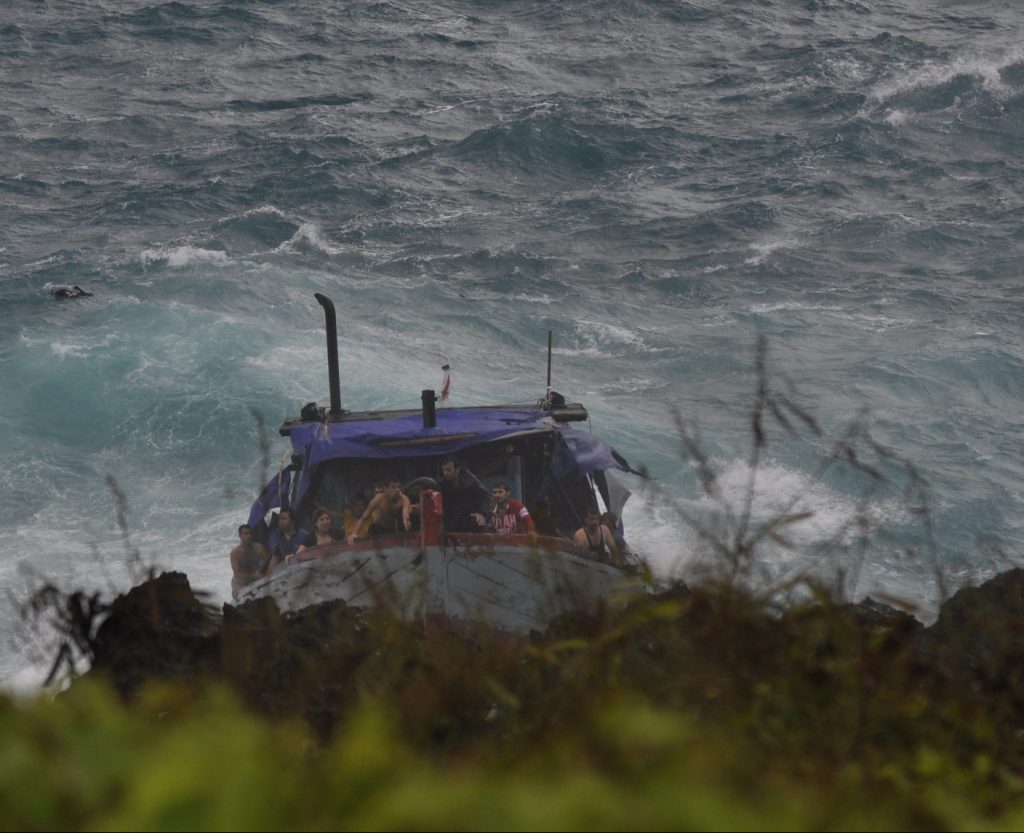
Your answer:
[266,508,313,570]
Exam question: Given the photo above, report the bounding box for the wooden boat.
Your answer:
[236,294,647,633]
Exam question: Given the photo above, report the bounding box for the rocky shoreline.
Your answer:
[53,566,1023,742]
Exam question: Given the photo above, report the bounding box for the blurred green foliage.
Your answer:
[5,574,1024,831]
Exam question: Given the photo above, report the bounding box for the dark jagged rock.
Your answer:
[846,596,923,634]
[70,566,1024,741]
[219,596,372,738]
[916,569,1024,694]
[87,572,221,697]
[221,597,360,694]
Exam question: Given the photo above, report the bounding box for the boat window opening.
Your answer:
[287,471,301,516]
[543,461,593,537]
[289,430,622,544]
[302,457,452,532]
[590,474,610,517]
[462,448,523,503]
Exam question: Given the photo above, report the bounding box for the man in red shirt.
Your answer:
[487,483,536,537]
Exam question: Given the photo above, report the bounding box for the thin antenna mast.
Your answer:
[545,330,553,405]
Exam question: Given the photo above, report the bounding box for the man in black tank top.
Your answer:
[572,509,622,567]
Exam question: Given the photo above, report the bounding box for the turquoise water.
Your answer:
[2,0,1023,686]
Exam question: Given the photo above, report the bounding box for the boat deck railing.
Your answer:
[282,532,616,568]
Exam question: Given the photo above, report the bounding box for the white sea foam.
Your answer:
[273,222,345,256]
[749,301,844,314]
[744,237,799,266]
[562,319,658,358]
[624,455,919,604]
[241,205,290,219]
[0,665,54,698]
[49,340,88,359]
[749,302,914,332]
[140,245,230,268]
[600,377,667,396]
[422,97,490,115]
[869,45,1024,104]
[883,109,910,126]
[26,254,63,269]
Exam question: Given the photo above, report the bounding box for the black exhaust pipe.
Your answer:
[314,293,343,417]
[422,389,437,428]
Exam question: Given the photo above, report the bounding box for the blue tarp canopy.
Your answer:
[248,406,637,525]
[293,407,550,463]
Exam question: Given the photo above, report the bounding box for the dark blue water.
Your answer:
[2,0,1023,686]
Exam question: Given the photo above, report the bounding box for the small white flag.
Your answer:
[440,363,451,404]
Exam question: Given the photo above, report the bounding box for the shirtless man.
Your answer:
[348,478,411,543]
[230,524,270,598]
[572,509,622,567]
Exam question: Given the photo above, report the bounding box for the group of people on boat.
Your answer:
[229,506,334,595]
[230,455,626,597]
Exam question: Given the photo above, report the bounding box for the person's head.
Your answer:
[600,511,617,530]
[491,482,510,506]
[584,509,601,530]
[238,524,253,541]
[278,509,295,533]
[440,457,460,482]
[386,478,403,498]
[312,509,332,532]
[374,482,386,496]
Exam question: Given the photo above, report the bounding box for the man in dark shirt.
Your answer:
[265,508,313,570]
[438,457,488,533]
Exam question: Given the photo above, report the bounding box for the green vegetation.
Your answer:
[4,569,1024,831]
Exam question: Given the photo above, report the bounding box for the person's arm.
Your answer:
[401,494,412,531]
[271,534,290,570]
[469,476,490,528]
[572,529,587,548]
[461,472,488,519]
[230,545,245,577]
[474,482,490,515]
[268,550,283,572]
[515,502,536,535]
[292,532,316,560]
[349,496,380,543]
[295,530,315,555]
[604,527,623,567]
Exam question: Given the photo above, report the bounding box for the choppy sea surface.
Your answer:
[2,0,1022,687]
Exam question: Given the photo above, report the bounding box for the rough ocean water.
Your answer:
[1,0,1022,688]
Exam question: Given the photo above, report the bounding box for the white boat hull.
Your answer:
[235,534,648,634]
